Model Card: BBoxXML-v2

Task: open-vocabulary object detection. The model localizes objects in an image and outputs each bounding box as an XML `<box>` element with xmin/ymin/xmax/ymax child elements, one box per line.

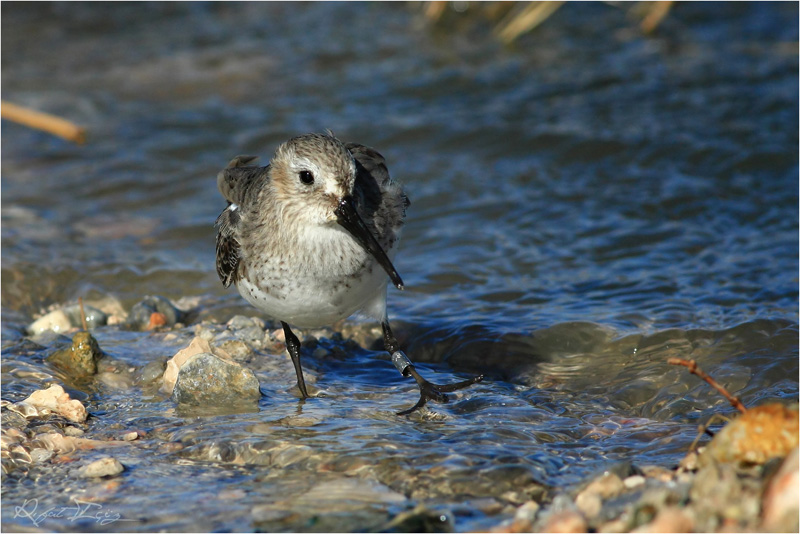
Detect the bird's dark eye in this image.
<box><xmin>299</xmin><ymin>170</ymin><xmax>314</xmax><ymax>185</ymax></box>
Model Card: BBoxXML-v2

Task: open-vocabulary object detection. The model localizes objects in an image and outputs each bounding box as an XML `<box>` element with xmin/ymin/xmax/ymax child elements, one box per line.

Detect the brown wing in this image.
<box><xmin>215</xmin><ymin>205</ymin><xmax>241</xmax><ymax>288</ymax></box>
<box><xmin>215</xmin><ymin>155</ymin><xmax>264</xmax><ymax>288</ymax></box>
<box><xmin>346</xmin><ymin>142</ymin><xmax>410</xmax><ymax>208</ymax></box>
<box><xmin>217</xmin><ymin>155</ymin><xmax>261</xmax><ymax>205</ymax></box>
<box><xmin>347</xmin><ymin>142</ymin><xmax>410</xmax><ymax>247</ymax></box>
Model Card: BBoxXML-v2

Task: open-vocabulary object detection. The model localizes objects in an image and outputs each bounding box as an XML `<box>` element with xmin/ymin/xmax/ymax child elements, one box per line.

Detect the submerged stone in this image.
<box><xmin>137</xmin><ymin>359</ymin><xmax>167</xmax><ymax>385</ymax></box>
<box><xmin>79</xmin><ymin>457</ymin><xmax>124</xmax><ymax>478</ymax></box>
<box><xmin>47</xmin><ymin>330</ymin><xmax>102</xmax><ymax>376</ymax></box>
<box><xmin>14</xmin><ymin>384</ymin><xmax>87</xmax><ymax>423</ymax></box>
<box><xmin>383</xmin><ymin>505</ymin><xmax>453</xmax><ymax>533</ymax></box>
<box><xmin>172</xmin><ymin>352</ymin><xmax>261</xmax><ymax>406</ymax></box>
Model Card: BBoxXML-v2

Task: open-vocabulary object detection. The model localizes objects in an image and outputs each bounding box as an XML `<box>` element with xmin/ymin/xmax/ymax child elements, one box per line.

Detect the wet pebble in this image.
<box><xmin>227</xmin><ymin>314</ymin><xmax>265</xmax><ymax>330</ymax></box>
<box><xmin>1</xmin><ymin>428</ymin><xmax>26</xmax><ymax>449</ymax></box>
<box><xmin>30</xmin><ymin>448</ymin><xmax>54</xmax><ymax>463</ymax></box>
<box><xmin>129</xmin><ymin>295</ymin><xmax>184</xmax><ymax>330</ymax></box>
<box><xmin>488</xmin><ymin>437</ymin><xmax>800</xmax><ymax>534</ymax></box>
<box><xmin>172</xmin><ymin>352</ymin><xmax>261</xmax><ymax>406</ymax></box>
<box><xmin>15</xmin><ymin>384</ymin><xmax>87</xmax><ymax>423</ymax></box>
<box><xmin>299</xmin><ymin>477</ymin><xmax>407</xmax><ymax>509</ymax></box>
<box><xmin>27</xmin><ymin>304</ymin><xmax>108</xmax><ymax>334</ymax></box>
<box><xmin>79</xmin><ymin>457</ymin><xmax>124</xmax><ymax>478</ymax></box>
<box><xmin>632</xmin><ymin>506</ymin><xmax>694</xmax><ymax>533</ymax></box>
<box><xmin>194</xmin><ymin>323</ymin><xmax>218</xmax><ymax>342</ymax></box>
<box><xmin>690</xmin><ymin>463</ymin><xmax>760</xmax><ymax>528</ymax></box>
<box><xmin>97</xmin><ymin>370</ymin><xmax>134</xmax><ymax>390</ymax></box>
<box><xmin>162</xmin><ymin>336</ymin><xmax>216</xmax><ymax>395</ymax></box>
<box><xmin>85</xmin><ymin>295</ymin><xmax>128</xmax><ymax>323</ymax></box>
<box><xmin>136</xmin><ymin>358</ymin><xmax>167</xmax><ymax>385</ymax></box>
<box><xmin>699</xmin><ymin>403</ymin><xmax>799</xmax><ymax>467</ymax></box>
<box><xmin>382</xmin><ymin>504</ymin><xmax>453</xmax><ymax>533</ymax></box>
<box><xmin>269</xmin><ymin>442</ymin><xmax>315</xmax><ymax>468</ymax></box>
<box><xmin>761</xmin><ymin>446</ymin><xmax>799</xmax><ymax>532</ymax></box>
<box><xmin>215</xmin><ymin>339</ymin><xmax>253</xmax><ymax>361</ymax></box>
<box><xmin>510</xmin><ymin>500</ymin><xmax>540</xmax><ymax>531</ymax></box>
<box><xmin>624</xmin><ymin>475</ymin><xmax>646</xmax><ymax>489</ymax></box>
<box><xmin>573</xmin><ymin>470</ymin><xmax>625</xmax><ymax>520</ymax></box>
<box><xmin>642</xmin><ymin>465</ymin><xmax>676</xmax><ymax>482</ymax></box>
<box><xmin>237</xmin><ymin>325</ymin><xmax>268</xmax><ymax>344</ymax></box>
<box><xmin>6</xmin><ymin>401</ymin><xmax>39</xmax><ymax>419</ymax></box>
<box><xmin>8</xmin><ymin>443</ymin><xmax>32</xmax><ymax>465</ymax></box>
<box><xmin>579</xmin><ymin>471</ymin><xmax>625</xmax><ymax>499</ymax></box>
<box><xmin>28</xmin><ymin>309</ymin><xmax>71</xmax><ymax>335</ymax></box>
<box><xmin>575</xmin><ymin>490</ymin><xmax>602</xmax><ymax>519</ymax></box>
<box><xmin>538</xmin><ymin>510</ymin><xmax>588</xmax><ymax>533</ymax></box>
<box><xmin>278</xmin><ymin>414</ymin><xmax>322</xmax><ymax>427</ymax></box>
<box><xmin>338</xmin><ymin>322</ymin><xmax>383</xmax><ymax>349</ymax></box>
<box><xmin>62</xmin><ymin>304</ymin><xmax>108</xmax><ymax>329</ymax></box>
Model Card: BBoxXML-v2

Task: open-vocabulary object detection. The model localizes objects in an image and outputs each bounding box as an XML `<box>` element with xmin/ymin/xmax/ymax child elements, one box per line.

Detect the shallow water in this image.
<box><xmin>2</xmin><ymin>2</ymin><xmax>798</xmax><ymax>532</ymax></box>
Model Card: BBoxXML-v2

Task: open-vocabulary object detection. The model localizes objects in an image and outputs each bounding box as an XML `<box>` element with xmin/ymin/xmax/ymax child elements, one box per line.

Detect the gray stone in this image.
<box><xmin>27</xmin><ymin>305</ymin><xmax>108</xmax><ymax>335</ymax></box>
<box><xmin>136</xmin><ymin>359</ymin><xmax>167</xmax><ymax>384</ymax></box>
<box><xmin>79</xmin><ymin>457</ymin><xmax>124</xmax><ymax>478</ymax></box>
<box><xmin>129</xmin><ymin>295</ymin><xmax>184</xmax><ymax>329</ymax></box>
<box><xmin>235</xmin><ymin>326</ymin><xmax>267</xmax><ymax>346</ymax></box>
<box><xmin>61</xmin><ymin>304</ymin><xmax>108</xmax><ymax>330</ymax></box>
<box><xmin>30</xmin><ymin>448</ymin><xmax>54</xmax><ymax>463</ymax></box>
<box><xmin>28</xmin><ymin>310</ymin><xmax>72</xmax><ymax>335</ymax></box>
<box><xmin>383</xmin><ymin>505</ymin><xmax>453</xmax><ymax>533</ymax></box>
<box><xmin>226</xmin><ymin>315</ymin><xmax>259</xmax><ymax>329</ymax></box>
<box><xmin>172</xmin><ymin>352</ymin><xmax>261</xmax><ymax>406</ymax></box>
<box><xmin>215</xmin><ymin>339</ymin><xmax>254</xmax><ymax>361</ymax></box>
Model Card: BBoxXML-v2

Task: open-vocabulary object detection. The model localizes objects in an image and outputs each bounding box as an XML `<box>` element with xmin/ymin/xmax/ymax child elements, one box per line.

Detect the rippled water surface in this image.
<box><xmin>2</xmin><ymin>3</ymin><xmax>798</xmax><ymax>532</ymax></box>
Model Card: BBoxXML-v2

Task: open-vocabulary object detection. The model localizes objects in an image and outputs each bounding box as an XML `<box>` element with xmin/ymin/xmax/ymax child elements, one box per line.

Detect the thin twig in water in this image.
<box><xmin>689</xmin><ymin>413</ymin><xmax>732</xmax><ymax>453</ymax></box>
<box><xmin>1</xmin><ymin>101</ymin><xmax>86</xmax><ymax>144</ymax></box>
<box><xmin>668</xmin><ymin>357</ymin><xmax>748</xmax><ymax>414</ymax></box>
<box><xmin>78</xmin><ymin>297</ymin><xmax>89</xmax><ymax>332</ymax></box>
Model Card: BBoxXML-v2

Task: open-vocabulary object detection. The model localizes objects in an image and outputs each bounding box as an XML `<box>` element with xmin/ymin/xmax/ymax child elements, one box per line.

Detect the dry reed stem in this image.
<box><xmin>424</xmin><ymin>1</ymin><xmax>448</xmax><ymax>22</ymax></box>
<box><xmin>640</xmin><ymin>1</ymin><xmax>673</xmax><ymax>34</ymax></box>
<box><xmin>1</xmin><ymin>100</ymin><xmax>86</xmax><ymax>144</ymax></box>
<box><xmin>425</xmin><ymin>1</ymin><xmax>674</xmax><ymax>43</ymax></box>
<box><xmin>668</xmin><ymin>357</ymin><xmax>748</xmax><ymax>414</ymax></box>
<box><xmin>78</xmin><ymin>297</ymin><xmax>89</xmax><ymax>331</ymax></box>
<box><xmin>496</xmin><ymin>1</ymin><xmax>565</xmax><ymax>43</ymax></box>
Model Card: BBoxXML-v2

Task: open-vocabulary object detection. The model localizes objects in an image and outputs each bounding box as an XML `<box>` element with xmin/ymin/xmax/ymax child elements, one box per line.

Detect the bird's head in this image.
<box><xmin>270</xmin><ymin>132</ymin><xmax>403</xmax><ymax>289</ymax></box>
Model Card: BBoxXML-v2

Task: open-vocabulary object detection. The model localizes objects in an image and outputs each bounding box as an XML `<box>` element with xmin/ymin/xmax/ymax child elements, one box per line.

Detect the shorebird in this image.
<box><xmin>215</xmin><ymin>132</ymin><xmax>482</xmax><ymax>414</ymax></box>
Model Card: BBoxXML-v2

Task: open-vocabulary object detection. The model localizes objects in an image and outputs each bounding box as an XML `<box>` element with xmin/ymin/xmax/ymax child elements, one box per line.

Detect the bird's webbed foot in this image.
<box><xmin>391</xmin><ymin>350</ymin><xmax>483</xmax><ymax>415</ymax></box>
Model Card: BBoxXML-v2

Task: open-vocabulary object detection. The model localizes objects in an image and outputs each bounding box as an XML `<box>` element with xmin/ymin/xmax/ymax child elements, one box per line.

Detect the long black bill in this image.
<box><xmin>335</xmin><ymin>196</ymin><xmax>404</xmax><ymax>290</ymax></box>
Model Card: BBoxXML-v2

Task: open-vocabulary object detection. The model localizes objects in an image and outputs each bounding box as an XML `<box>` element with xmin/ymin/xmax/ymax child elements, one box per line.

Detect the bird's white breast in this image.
<box><xmin>237</xmin><ymin>224</ymin><xmax>394</xmax><ymax>327</ymax></box>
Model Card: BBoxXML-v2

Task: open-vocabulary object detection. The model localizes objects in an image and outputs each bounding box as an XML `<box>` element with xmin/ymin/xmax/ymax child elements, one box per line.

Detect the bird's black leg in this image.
<box><xmin>382</xmin><ymin>321</ymin><xmax>482</xmax><ymax>415</ymax></box>
<box><xmin>282</xmin><ymin>321</ymin><xmax>309</xmax><ymax>398</ymax></box>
